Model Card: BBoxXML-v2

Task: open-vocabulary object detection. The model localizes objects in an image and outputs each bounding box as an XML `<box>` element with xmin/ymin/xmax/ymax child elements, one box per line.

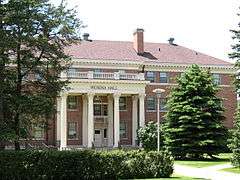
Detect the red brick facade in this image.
<box><xmin>40</xmin><ymin>70</ymin><xmax>236</xmax><ymax>147</ymax></box>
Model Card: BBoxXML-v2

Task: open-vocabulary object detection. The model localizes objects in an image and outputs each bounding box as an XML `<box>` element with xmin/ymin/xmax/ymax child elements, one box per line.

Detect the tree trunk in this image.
<box><xmin>14</xmin><ymin>113</ymin><xmax>20</xmax><ymax>150</ymax></box>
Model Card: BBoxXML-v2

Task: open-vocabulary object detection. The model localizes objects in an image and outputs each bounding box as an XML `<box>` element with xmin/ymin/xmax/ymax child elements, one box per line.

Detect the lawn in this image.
<box><xmin>133</xmin><ymin>174</ymin><xmax>208</xmax><ymax>179</ymax></box>
<box><xmin>175</xmin><ymin>153</ymin><xmax>231</xmax><ymax>168</ymax></box>
<box><xmin>221</xmin><ymin>167</ymin><xmax>240</xmax><ymax>174</ymax></box>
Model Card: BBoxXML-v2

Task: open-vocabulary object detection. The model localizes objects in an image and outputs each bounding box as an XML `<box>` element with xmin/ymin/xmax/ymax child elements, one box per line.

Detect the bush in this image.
<box><xmin>137</xmin><ymin>121</ymin><xmax>165</xmax><ymax>151</ymax></box>
<box><xmin>0</xmin><ymin>150</ymin><xmax>173</xmax><ymax>179</ymax></box>
<box><xmin>231</xmin><ymin>149</ymin><xmax>240</xmax><ymax>167</ymax></box>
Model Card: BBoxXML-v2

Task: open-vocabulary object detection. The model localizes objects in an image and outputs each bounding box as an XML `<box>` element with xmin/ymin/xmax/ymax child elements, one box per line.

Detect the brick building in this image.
<box><xmin>34</xmin><ymin>29</ymin><xmax>236</xmax><ymax>149</ymax></box>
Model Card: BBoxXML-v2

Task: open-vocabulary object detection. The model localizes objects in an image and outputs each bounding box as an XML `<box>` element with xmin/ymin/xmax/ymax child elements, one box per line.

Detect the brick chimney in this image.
<box><xmin>133</xmin><ymin>28</ymin><xmax>144</xmax><ymax>55</ymax></box>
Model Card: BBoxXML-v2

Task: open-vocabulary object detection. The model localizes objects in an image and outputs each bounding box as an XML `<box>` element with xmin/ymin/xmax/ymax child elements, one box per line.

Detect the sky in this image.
<box><xmin>51</xmin><ymin>0</ymin><xmax>240</xmax><ymax>62</ymax></box>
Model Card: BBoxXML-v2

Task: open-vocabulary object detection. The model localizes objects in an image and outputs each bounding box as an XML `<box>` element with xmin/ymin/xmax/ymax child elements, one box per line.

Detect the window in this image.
<box><xmin>104</xmin><ymin>129</ymin><xmax>107</xmax><ymax>138</ymax></box>
<box><xmin>120</xmin><ymin>122</ymin><xmax>127</xmax><ymax>139</ymax></box>
<box><xmin>212</xmin><ymin>74</ymin><xmax>221</xmax><ymax>85</ymax></box>
<box><xmin>160</xmin><ymin>98</ymin><xmax>167</xmax><ymax>112</ymax></box>
<box><xmin>146</xmin><ymin>97</ymin><xmax>156</xmax><ymax>111</ymax></box>
<box><xmin>67</xmin><ymin>68</ymin><xmax>76</xmax><ymax>76</ymax></box>
<box><xmin>34</xmin><ymin>126</ymin><xmax>44</xmax><ymax>140</ymax></box>
<box><xmin>68</xmin><ymin>122</ymin><xmax>77</xmax><ymax>139</ymax></box>
<box><xmin>119</xmin><ymin>97</ymin><xmax>127</xmax><ymax>111</ymax></box>
<box><xmin>118</xmin><ymin>70</ymin><xmax>125</xmax><ymax>74</ymax></box>
<box><xmin>67</xmin><ymin>96</ymin><xmax>78</xmax><ymax>109</ymax></box>
<box><xmin>146</xmin><ymin>71</ymin><xmax>155</xmax><ymax>82</ymax></box>
<box><xmin>93</xmin><ymin>69</ymin><xmax>102</xmax><ymax>73</ymax></box>
<box><xmin>94</xmin><ymin>104</ymin><xmax>108</xmax><ymax>116</ymax></box>
<box><xmin>160</xmin><ymin>72</ymin><xmax>168</xmax><ymax>83</ymax></box>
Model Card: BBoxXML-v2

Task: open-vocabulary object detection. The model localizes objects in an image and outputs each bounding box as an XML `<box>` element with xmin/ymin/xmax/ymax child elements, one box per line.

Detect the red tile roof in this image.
<box><xmin>65</xmin><ymin>40</ymin><xmax>231</xmax><ymax>66</ymax></box>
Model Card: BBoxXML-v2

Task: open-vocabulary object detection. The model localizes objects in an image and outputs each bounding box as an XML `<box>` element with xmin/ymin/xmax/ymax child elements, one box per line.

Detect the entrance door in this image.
<box><xmin>94</xmin><ymin>129</ymin><xmax>102</xmax><ymax>147</ymax></box>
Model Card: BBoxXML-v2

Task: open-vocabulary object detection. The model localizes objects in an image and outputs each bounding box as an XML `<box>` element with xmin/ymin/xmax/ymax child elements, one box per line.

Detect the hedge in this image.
<box><xmin>231</xmin><ymin>149</ymin><xmax>240</xmax><ymax>167</ymax></box>
<box><xmin>0</xmin><ymin>149</ymin><xmax>173</xmax><ymax>180</ymax></box>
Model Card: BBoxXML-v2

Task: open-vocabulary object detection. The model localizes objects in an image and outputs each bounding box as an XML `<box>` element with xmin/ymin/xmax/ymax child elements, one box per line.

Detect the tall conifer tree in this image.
<box><xmin>163</xmin><ymin>64</ymin><xmax>227</xmax><ymax>159</ymax></box>
<box><xmin>229</xmin><ymin>6</ymin><xmax>240</xmax><ymax>167</ymax></box>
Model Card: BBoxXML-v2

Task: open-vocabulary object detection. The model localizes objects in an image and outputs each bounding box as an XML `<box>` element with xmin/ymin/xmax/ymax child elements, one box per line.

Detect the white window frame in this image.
<box><xmin>67</xmin><ymin>96</ymin><xmax>78</xmax><ymax>110</ymax></box>
<box><xmin>146</xmin><ymin>97</ymin><xmax>156</xmax><ymax>111</ymax></box>
<box><xmin>67</xmin><ymin>122</ymin><xmax>78</xmax><ymax>140</ymax></box>
<box><xmin>146</xmin><ymin>71</ymin><xmax>155</xmax><ymax>82</ymax></box>
<box><xmin>159</xmin><ymin>72</ymin><xmax>168</xmax><ymax>83</ymax></box>
<box><xmin>120</xmin><ymin>121</ymin><xmax>128</xmax><ymax>139</ymax></box>
<box><xmin>212</xmin><ymin>73</ymin><xmax>221</xmax><ymax>85</ymax></box>
<box><xmin>119</xmin><ymin>97</ymin><xmax>127</xmax><ymax>111</ymax></box>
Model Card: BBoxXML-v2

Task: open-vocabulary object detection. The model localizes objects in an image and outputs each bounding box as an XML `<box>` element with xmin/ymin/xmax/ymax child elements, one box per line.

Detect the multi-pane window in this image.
<box><xmin>94</xmin><ymin>104</ymin><xmax>108</xmax><ymax>116</ymax></box>
<box><xmin>212</xmin><ymin>74</ymin><xmax>221</xmax><ymax>85</ymax></box>
<box><xmin>67</xmin><ymin>68</ymin><xmax>76</xmax><ymax>76</ymax></box>
<box><xmin>120</xmin><ymin>122</ymin><xmax>127</xmax><ymax>139</ymax></box>
<box><xmin>146</xmin><ymin>71</ymin><xmax>155</xmax><ymax>82</ymax></box>
<box><xmin>119</xmin><ymin>97</ymin><xmax>127</xmax><ymax>111</ymax></box>
<box><xmin>146</xmin><ymin>97</ymin><xmax>156</xmax><ymax>111</ymax></box>
<box><xmin>104</xmin><ymin>129</ymin><xmax>107</xmax><ymax>139</ymax></box>
<box><xmin>34</xmin><ymin>126</ymin><xmax>44</xmax><ymax>140</ymax></box>
<box><xmin>159</xmin><ymin>72</ymin><xmax>168</xmax><ymax>83</ymax></box>
<box><xmin>68</xmin><ymin>122</ymin><xmax>77</xmax><ymax>139</ymax></box>
<box><xmin>93</xmin><ymin>69</ymin><xmax>102</xmax><ymax>73</ymax></box>
<box><xmin>67</xmin><ymin>96</ymin><xmax>78</xmax><ymax>109</ymax></box>
<box><xmin>160</xmin><ymin>98</ymin><xmax>167</xmax><ymax>112</ymax></box>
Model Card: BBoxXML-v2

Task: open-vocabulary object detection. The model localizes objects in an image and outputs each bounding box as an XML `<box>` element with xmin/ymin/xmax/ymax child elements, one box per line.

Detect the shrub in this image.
<box><xmin>137</xmin><ymin>121</ymin><xmax>165</xmax><ymax>151</ymax></box>
<box><xmin>0</xmin><ymin>149</ymin><xmax>173</xmax><ymax>179</ymax></box>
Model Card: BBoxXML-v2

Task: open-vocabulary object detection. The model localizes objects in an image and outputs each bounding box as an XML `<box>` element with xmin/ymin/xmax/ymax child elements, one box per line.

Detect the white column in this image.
<box><xmin>56</xmin><ymin>97</ymin><xmax>61</xmax><ymax>142</ymax></box>
<box><xmin>108</xmin><ymin>95</ymin><xmax>114</xmax><ymax>147</ymax></box>
<box><xmin>60</xmin><ymin>94</ymin><xmax>67</xmax><ymax>150</ymax></box>
<box><xmin>139</xmin><ymin>93</ymin><xmax>145</xmax><ymax>128</ymax></box>
<box><xmin>132</xmin><ymin>95</ymin><xmax>138</xmax><ymax>146</ymax></box>
<box><xmin>87</xmin><ymin>93</ymin><xmax>94</xmax><ymax>148</ymax></box>
<box><xmin>113</xmin><ymin>93</ymin><xmax>120</xmax><ymax>147</ymax></box>
<box><xmin>82</xmin><ymin>95</ymin><xmax>88</xmax><ymax>147</ymax></box>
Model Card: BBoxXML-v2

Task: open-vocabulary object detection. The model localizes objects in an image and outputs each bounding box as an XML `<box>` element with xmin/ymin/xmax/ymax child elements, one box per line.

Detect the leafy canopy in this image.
<box><xmin>0</xmin><ymin>0</ymin><xmax>83</xmax><ymax>149</ymax></box>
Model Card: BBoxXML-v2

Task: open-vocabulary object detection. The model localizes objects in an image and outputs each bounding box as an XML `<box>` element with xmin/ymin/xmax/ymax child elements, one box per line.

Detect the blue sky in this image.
<box><xmin>51</xmin><ymin>0</ymin><xmax>239</xmax><ymax>62</ymax></box>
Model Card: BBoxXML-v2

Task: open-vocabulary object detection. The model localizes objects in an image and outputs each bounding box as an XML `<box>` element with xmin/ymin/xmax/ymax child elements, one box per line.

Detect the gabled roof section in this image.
<box><xmin>65</xmin><ymin>40</ymin><xmax>232</xmax><ymax>66</ymax></box>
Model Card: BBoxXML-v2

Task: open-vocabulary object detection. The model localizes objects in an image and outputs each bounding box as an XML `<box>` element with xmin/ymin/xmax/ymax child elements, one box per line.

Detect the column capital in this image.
<box><xmin>60</xmin><ymin>92</ymin><xmax>68</xmax><ymax>98</ymax></box>
<box><xmin>87</xmin><ymin>92</ymin><xmax>95</xmax><ymax>98</ymax></box>
<box><xmin>113</xmin><ymin>93</ymin><xmax>121</xmax><ymax>98</ymax></box>
<box><xmin>138</xmin><ymin>93</ymin><xmax>146</xmax><ymax>99</ymax></box>
<box><xmin>132</xmin><ymin>95</ymin><xmax>139</xmax><ymax>101</ymax></box>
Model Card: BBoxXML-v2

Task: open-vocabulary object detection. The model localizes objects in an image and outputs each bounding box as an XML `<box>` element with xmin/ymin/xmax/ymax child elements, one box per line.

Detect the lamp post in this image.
<box><xmin>153</xmin><ymin>88</ymin><xmax>165</xmax><ymax>151</ymax></box>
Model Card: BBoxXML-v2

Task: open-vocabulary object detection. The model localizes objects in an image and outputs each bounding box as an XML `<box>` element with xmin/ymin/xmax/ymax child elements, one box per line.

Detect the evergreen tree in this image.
<box><xmin>0</xmin><ymin>0</ymin><xmax>83</xmax><ymax>150</ymax></box>
<box><xmin>229</xmin><ymin>6</ymin><xmax>240</xmax><ymax>167</ymax></box>
<box><xmin>163</xmin><ymin>64</ymin><xmax>227</xmax><ymax>159</ymax></box>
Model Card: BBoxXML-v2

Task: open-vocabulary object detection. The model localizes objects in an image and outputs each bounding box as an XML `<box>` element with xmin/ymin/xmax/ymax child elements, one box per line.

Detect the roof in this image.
<box><xmin>65</xmin><ymin>40</ymin><xmax>232</xmax><ymax>66</ymax></box>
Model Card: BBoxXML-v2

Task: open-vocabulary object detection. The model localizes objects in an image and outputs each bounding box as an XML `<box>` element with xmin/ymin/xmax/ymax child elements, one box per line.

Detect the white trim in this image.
<box><xmin>70</xmin><ymin>58</ymin><xmax>236</xmax><ymax>74</ymax></box>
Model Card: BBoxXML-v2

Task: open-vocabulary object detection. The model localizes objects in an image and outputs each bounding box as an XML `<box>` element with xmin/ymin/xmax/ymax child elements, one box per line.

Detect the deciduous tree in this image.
<box><xmin>0</xmin><ymin>0</ymin><xmax>83</xmax><ymax>150</ymax></box>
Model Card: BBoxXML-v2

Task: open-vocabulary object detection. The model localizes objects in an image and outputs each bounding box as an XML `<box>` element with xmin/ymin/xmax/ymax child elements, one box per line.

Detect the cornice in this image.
<box><xmin>70</xmin><ymin>58</ymin><xmax>236</xmax><ymax>74</ymax></box>
<box><xmin>67</xmin><ymin>78</ymin><xmax>150</xmax><ymax>85</ymax></box>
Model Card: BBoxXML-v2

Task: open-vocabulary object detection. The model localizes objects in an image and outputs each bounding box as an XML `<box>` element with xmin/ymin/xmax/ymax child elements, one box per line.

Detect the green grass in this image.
<box><xmin>130</xmin><ymin>173</ymin><xmax>208</xmax><ymax>180</ymax></box>
<box><xmin>175</xmin><ymin>153</ymin><xmax>231</xmax><ymax>168</ymax></box>
<box><xmin>221</xmin><ymin>167</ymin><xmax>240</xmax><ymax>174</ymax></box>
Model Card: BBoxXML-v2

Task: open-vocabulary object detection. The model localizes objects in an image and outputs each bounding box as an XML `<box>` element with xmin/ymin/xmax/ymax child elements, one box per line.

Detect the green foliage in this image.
<box><xmin>0</xmin><ymin>150</ymin><xmax>174</xmax><ymax>179</ymax></box>
<box><xmin>229</xmin><ymin>6</ymin><xmax>240</xmax><ymax>168</ymax></box>
<box><xmin>230</xmin><ymin>109</ymin><xmax>240</xmax><ymax>167</ymax></box>
<box><xmin>0</xmin><ymin>0</ymin><xmax>83</xmax><ymax>149</ymax></box>
<box><xmin>137</xmin><ymin>121</ymin><xmax>165</xmax><ymax>151</ymax></box>
<box><xmin>163</xmin><ymin>64</ymin><xmax>227</xmax><ymax>159</ymax></box>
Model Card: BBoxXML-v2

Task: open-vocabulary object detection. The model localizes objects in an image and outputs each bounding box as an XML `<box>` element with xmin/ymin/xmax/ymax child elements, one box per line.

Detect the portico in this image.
<box><xmin>57</xmin><ymin>80</ymin><xmax>148</xmax><ymax>150</ymax></box>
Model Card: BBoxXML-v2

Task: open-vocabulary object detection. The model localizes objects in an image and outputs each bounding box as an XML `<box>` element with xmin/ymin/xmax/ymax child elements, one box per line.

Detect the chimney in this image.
<box><xmin>168</xmin><ymin>37</ymin><xmax>175</xmax><ymax>45</ymax></box>
<box><xmin>83</xmin><ymin>33</ymin><xmax>90</xmax><ymax>41</ymax></box>
<box><xmin>133</xmin><ymin>28</ymin><xmax>144</xmax><ymax>55</ymax></box>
